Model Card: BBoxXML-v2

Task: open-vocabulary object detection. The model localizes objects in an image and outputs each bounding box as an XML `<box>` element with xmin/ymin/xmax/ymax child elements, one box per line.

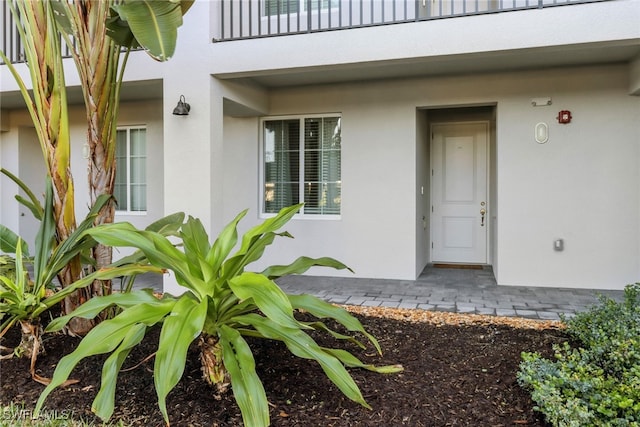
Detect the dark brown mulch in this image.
<box><xmin>0</xmin><ymin>307</ymin><xmax>566</xmax><ymax>426</ymax></box>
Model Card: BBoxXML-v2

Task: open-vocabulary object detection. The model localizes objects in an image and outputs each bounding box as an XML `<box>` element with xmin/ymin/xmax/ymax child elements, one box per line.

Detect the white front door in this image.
<box><xmin>431</xmin><ymin>122</ymin><xmax>488</xmax><ymax>264</ymax></box>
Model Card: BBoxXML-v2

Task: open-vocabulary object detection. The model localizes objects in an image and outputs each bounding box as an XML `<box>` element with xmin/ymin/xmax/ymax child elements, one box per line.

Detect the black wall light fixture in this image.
<box><xmin>172</xmin><ymin>95</ymin><xmax>190</xmax><ymax>115</ymax></box>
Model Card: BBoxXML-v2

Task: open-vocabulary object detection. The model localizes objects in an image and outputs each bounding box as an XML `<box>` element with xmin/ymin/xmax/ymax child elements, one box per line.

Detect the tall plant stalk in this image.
<box><xmin>1</xmin><ymin>0</ymin><xmax>193</xmax><ymax>335</ymax></box>
<box><xmin>53</xmin><ymin>1</ymin><xmax>129</xmax><ymax>333</ymax></box>
<box><xmin>0</xmin><ymin>1</ymin><xmax>82</xmax><ymax>327</ymax></box>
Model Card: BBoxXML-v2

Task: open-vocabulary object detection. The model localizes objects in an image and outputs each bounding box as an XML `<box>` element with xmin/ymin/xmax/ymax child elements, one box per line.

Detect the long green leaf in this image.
<box><xmin>220</xmin><ymin>204</ymin><xmax>302</xmax><ymax>282</ymax></box>
<box><xmin>180</xmin><ymin>216</ymin><xmax>213</xmax><ymax>284</ymax></box>
<box><xmin>107</xmin><ymin>213</ymin><xmax>185</xmax><ymax>276</ymax></box>
<box><xmin>12</xmin><ymin>241</ymin><xmax>26</xmax><ymax>299</ymax></box>
<box><xmin>0</xmin><ymin>168</ymin><xmax>44</xmax><ymax>221</ymax></box>
<box><xmin>219</xmin><ymin>325</ymin><xmax>269</xmax><ymax>427</ymax></box>
<box><xmin>222</xmin><ymin>231</ymin><xmax>283</xmax><ymax>282</ymax></box>
<box><xmin>206</xmin><ymin>209</ymin><xmax>246</xmax><ymax>274</ymax></box>
<box><xmin>0</xmin><ymin>225</ymin><xmax>28</xmax><ymax>256</ymax></box>
<box><xmin>13</xmin><ymin>195</ymin><xmax>43</xmax><ymax>221</ymax></box>
<box><xmin>49</xmin><ymin>0</ymin><xmax>72</xmax><ymax>34</ymax></box>
<box><xmin>261</xmin><ymin>256</ymin><xmax>353</xmax><ymax>279</ymax></box>
<box><xmin>0</xmin><ymin>277</ymin><xmax>20</xmax><ymax>296</ymax></box>
<box><xmin>33</xmin><ymin>177</ymin><xmax>56</xmax><ymax>289</ymax></box>
<box><xmin>237</xmin><ymin>204</ymin><xmax>302</xmax><ymax>255</ymax></box>
<box><xmin>145</xmin><ymin>212</ymin><xmax>185</xmax><ymax>235</ymax></box>
<box><xmin>35</xmin><ymin>300</ymin><xmax>175</xmax><ymax>418</ymax></box>
<box><xmin>45</xmin><ymin>288</ymin><xmax>169</xmax><ymax>333</ymax></box>
<box><xmin>288</xmin><ymin>294</ymin><xmax>382</xmax><ymax>354</ymax></box>
<box><xmin>42</xmin><ymin>193</ymin><xmax>112</xmax><ymax>279</ymax></box>
<box><xmin>36</xmin><ymin>264</ymin><xmax>165</xmax><ymax>318</ymax></box>
<box><xmin>300</xmin><ymin>321</ymin><xmax>366</xmax><ymax>349</ymax></box>
<box><xmin>236</xmin><ymin>313</ymin><xmax>371</xmax><ymax>409</ymax></box>
<box><xmin>86</xmin><ymin>224</ymin><xmax>196</xmax><ymax>292</ymax></box>
<box><xmin>321</xmin><ymin>347</ymin><xmax>404</xmax><ymax>374</ymax></box>
<box><xmin>92</xmin><ymin>323</ymin><xmax>147</xmax><ymax>420</ymax></box>
<box><xmin>155</xmin><ymin>294</ymin><xmax>207</xmax><ymax>424</ymax></box>
<box><xmin>111</xmin><ymin>0</ymin><xmax>187</xmax><ymax>61</ymax></box>
<box><xmin>229</xmin><ymin>272</ymin><xmax>301</xmax><ymax>330</ymax></box>
<box><xmin>181</xmin><ymin>216</ymin><xmax>210</xmax><ymax>262</ymax></box>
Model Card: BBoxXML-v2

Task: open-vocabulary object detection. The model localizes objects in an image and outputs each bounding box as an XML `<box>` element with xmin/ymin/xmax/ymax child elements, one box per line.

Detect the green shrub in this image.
<box><xmin>35</xmin><ymin>204</ymin><xmax>402</xmax><ymax>427</ymax></box>
<box><xmin>518</xmin><ymin>283</ymin><xmax>640</xmax><ymax>426</ymax></box>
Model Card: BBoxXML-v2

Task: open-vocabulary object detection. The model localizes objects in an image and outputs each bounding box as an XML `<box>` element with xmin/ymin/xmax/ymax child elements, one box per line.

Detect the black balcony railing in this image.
<box><xmin>0</xmin><ymin>1</ymin><xmax>78</xmax><ymax>65</ymax></box>
<box><xmin>1</xmin><ymin>0</ymin><xmax>607</xmax><ymax>64</ymax></box>
<box><xmin>0</xmin><ymin>2</ymin><xmax>139</xmax><ymax>65</ymax></box>
<box><xmin>215</xmin><ymin>0</ymin><xmax>606</xmax><ymax>41</ymax></box>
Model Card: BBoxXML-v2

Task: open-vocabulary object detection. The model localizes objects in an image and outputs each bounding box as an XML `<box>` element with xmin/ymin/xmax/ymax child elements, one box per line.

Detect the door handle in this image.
<box><xmin>480</xmin><ymin>208</ymin><xmax>486</xmax><ymax>227</ymax></box>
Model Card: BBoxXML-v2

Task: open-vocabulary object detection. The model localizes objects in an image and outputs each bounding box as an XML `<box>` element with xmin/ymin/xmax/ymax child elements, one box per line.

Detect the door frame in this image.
<box><xmin>429</xmin><ymin>120</ymin><xmax>490</xmax><ymax>264</ymax></box>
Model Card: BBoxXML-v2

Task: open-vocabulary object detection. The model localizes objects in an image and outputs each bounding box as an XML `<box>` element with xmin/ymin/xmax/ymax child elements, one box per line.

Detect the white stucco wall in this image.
<box><xmin>0</xmin><ymin>118</ymin><xmax>20</xmax><ymax>241</ymax></box>
<box><xmin>1</xmin><ymin>0</ymin><xmax>638</xmax><ymax>292</ymax></box>
<box><xmin>495</xmin><ymin>68</ymin><xmax>639</xmax><ymax>289</ymax></box>
<box><xmin>162</xmin><ymin>1</ymin><xmax>216</xmax><ymax>226</ymax></box>
<box><xmin>114</xmin><ymin>101</ymin><xmax>165</xmax><ymax>226</ymax></box>
<box><xmin>222</xmin><ymin>86</ymin><xmax>419</xmax><ymax>280</ymax></box>
<box><xmin>211</xmin><ymin>0</ymin><xmax>640</xmax><ymax>80</ymax></box>
<box><xmin>0</xmin><ymin>101</ymin><xmax>164</xmax><ymax>253</ymax></box>
<box><xmin>218</xmin><ymin>63</ymin><xmax>639</xmax><ymax>289</ymax></box>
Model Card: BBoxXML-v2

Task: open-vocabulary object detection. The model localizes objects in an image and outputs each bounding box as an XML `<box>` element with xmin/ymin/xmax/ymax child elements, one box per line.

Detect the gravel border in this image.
<box><xmin>341</xmin><ymin>304</ymin><xmax>565</xmax><ymax>330</ymax></box>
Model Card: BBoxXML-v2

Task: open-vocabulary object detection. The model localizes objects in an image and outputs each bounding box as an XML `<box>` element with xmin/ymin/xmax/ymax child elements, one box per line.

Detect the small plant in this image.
<box><xmin>35</xmin><ymin>204</ymin><xmax>403</xmax><ymax>426</ymax></box>
<box><xmin>0</xmin><ymin>176</ymin><xmax>163</xmax><ymax>382</ymax></box>
<box><xmin>0</xmin><ymin>256</ymin><xmax>18</xmax><ymax>283</ymax></box>
<box><xmin>518</xmin><ymin>283</ymin><xmax>640</xmax><ymax>426</ymax></box>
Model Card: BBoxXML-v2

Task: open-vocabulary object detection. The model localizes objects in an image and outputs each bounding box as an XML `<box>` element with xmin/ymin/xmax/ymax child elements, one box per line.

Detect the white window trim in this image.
<box><xmin>259</xmin><ymin>113</ymin><xmax>342</xmax><ymax>220</ymax></box>
<box><xmin>115</xmin><ymin>211</ymin><xmax>147</xmax><ymax>217</ymax></box>
<box><xmin>115</xmin><ymin>125</ymin><xmax>147</xmax><ymax>215</ymax></box>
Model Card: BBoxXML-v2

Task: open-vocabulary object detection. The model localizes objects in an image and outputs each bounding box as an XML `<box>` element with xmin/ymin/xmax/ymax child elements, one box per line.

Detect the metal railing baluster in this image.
<box><xmin>0</xmin><ymin>0</ymin><xmax>614</xmax><ymax>57</ymax></box>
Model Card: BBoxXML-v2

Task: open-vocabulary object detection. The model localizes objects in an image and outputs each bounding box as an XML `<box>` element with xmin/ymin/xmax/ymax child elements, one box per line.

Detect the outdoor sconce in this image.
<box><xmin>172</xmin><ymin>95</ymin><xmax>190</xmax><ymax>116</ymax></box>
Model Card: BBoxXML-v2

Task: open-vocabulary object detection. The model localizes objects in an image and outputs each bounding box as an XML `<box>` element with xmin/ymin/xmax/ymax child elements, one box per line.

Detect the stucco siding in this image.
<box><xmin>0</xmin><ymin>101</ymin><xmax>164</xmax><ymax>254</ymax></box>
<box><xmin>218</xmin><ymin>63</ymin><xmax>639</xmax><ymax>288</ymax></box>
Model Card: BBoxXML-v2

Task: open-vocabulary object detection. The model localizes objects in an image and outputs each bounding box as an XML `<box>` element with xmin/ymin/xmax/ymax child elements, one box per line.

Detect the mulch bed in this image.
<box><xmin>0</xmin><ymin>306</ymin><xmax>565</xmax><ymax>426</ymax></box>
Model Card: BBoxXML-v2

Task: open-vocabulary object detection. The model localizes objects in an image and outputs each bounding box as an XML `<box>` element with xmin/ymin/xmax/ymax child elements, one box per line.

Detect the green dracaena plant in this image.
<box><xmin>35</xmin><ymin>204</ymin><xmax>403</xmax><ymax>426</ymax></box>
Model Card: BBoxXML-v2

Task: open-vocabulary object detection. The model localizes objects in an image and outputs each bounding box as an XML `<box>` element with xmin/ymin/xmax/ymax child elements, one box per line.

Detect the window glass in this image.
<box><xmin>264</xmin><ymin>119</ymin><xmax>300</xmax><ymax>213</ymax></box>
<box><xmin>264</xmin><ymin>0</ymin><xmax>337</xmax><ymax>16</ymax></box>
<box><xmin>303</xmin><ymin>117</ymin><xmax>341</xmax><ymax>215</ymax></box>
<box><xmin>264</xmin><ymin>0</ymin><xmax>299</xmax><ymax>16</ymax></box>
<box><xmin>304</xmin><ymin>0</ymin><xmax>338</xmax><ymax>12</ymax></box>
<box><xmin>262</xmin><ymin>115</ymin><xmax>341</xmax><ymax>216</ymax></box>
<box><xmin>115</xmin><ymin>127</ymin><xmax>147</xmax><ymax>212</ymax></box>
<box><xmin>114</xmin><ymin>130</ymin><xmax>129</xmax><ymax>211</ymax></box>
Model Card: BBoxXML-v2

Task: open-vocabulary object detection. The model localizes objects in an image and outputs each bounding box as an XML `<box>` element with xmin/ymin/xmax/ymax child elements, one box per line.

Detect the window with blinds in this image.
<box><xmin>264</xmin><ymin>0</ymin><xmax>299</xmax><ymax>16</ymax></box>
<box><xmin>263</xmin><ymin>0</ymin><xmax>338</xmax><ymax>16</ymax></box>
<box><xmin>114</xmin><ymin>127</ymin><xmax>147</xmax><ymax>212</ymax></box>
<box><xmin>262</xmin><ymin>115</ymin><xmax>341</xmax><ymax>216</ymax></box>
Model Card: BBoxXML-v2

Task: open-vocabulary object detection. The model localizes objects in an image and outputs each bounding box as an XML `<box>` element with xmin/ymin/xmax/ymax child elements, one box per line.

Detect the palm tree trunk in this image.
<box><xmin>60</xmin><ymin>259</ymin><xmax>96</xmax><ymax>335</ymax></box>
<box><xmin>87</xmin><ymin>119</ymin><xmax>117</xmax><ymax>299</ymax></box>
<box><xmin>58</xmin><ymin>0</ymin><xmax>121</xmax><ymax>331</ymax></box>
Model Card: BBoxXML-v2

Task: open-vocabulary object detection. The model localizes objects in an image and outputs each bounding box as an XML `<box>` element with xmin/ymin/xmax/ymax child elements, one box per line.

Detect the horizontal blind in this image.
<box><xmin>263</xmin><ymin>115</ymin><xmax>341</xmax><ymax>215</ymax></box>
<box><xmin>264</xmin><ymin>119</ymin><xmax>300</xmax><ymax>213</ymax></box>
<box><xmin>303</xmin><ymin>117</ymin><xmax>341</xmax><ymax>215</ymax></box>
